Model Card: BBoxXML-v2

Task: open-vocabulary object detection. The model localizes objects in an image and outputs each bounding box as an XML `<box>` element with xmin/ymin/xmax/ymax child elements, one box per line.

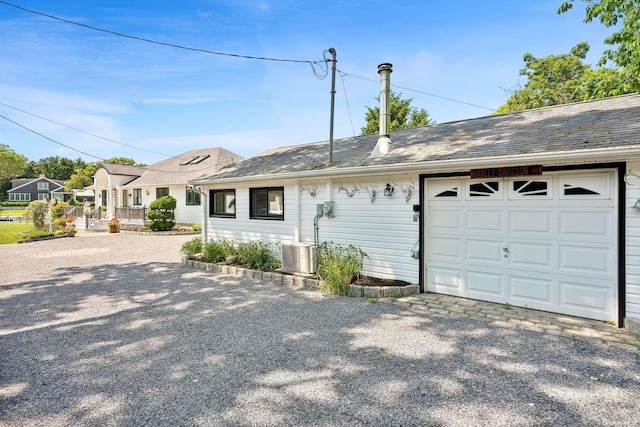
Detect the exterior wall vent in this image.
<box><xmin>281</xmin><ymin>242</ymin><xmax>316</xmax><ymax>274</ymax></box>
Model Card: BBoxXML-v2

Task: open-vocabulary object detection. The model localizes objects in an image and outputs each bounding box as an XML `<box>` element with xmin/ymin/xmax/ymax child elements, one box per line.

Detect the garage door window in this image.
<box><xmin>560</xmin><ymin>174</ymin><xmax>610</xmax><ymax>199</ymax></box>
<box><xmin>510</xmin><ymin>180</ymin><xmax>550</xmax><ymax>198</ymax></box>
<box><xmin>429</xmin><ymin>180</ymin><xmax>460</xmax><ymax>199</ymax></box>
<box><xmin>468</xmin><ymin>181</ymin><xmax>501</xmax><ymax>198</ymax></box>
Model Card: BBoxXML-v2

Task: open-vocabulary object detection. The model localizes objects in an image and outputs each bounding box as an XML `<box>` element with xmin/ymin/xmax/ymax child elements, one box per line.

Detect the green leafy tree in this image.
<box><xmin>559</xmin><ymin>0</ymin><xmax>640</xmax><ymax>91</ymax></box>
<box><xmin>497</xmin><ymin>42</ymin><xmax>633</xmax><ymax>114</ymax></box>
<box><xmin>0</xmin><ymin>144</ymin><xmax>28</xmax><ymax>181</ymax></box>
<box><xmin>147</xmin><ymin>195</ymin><xmax>176</xmax><ymax>231</ymax></box>
<box><xmin>25</xmin><ymin>156</ymin><xmax>86</xmax><ymax>181</ymax></box>
<box><xmin>361</xmin><ymin>90</ymin><xmax>433</xmax><ymax>135</ymax></box>
<box><xmin>23</xmin><ymin>200</ymin><xmax>48</xmax><ymax>228</ymax></box>
<box><xmin>0</xmin><ymin>144</ymin><xmax>29</xmax><ymax>201</ymax></box>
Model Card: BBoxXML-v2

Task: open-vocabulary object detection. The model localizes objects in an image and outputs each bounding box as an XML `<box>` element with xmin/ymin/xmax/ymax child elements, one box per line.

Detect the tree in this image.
<box><xmin>559</xmin><ymin>0</ymin><xmax>640</xmax><ymax>91</ymax></box>
<box><xmin>23</xmin><ymin>200</ymin><xmax>48</xmax><ymax>228</ymax></box>
<box><xmin>0</xmin><ymin>144</ymin><xmax>29</xmax><ymax>201</ymax></box>
<box><xmin>361</xmin><ymin>90</ymin><xmax>433</xmax><ymax>135</ymax></box>
<box><xmin>24</xmin><ymin>156</ymin><xmax>87</xmax><ymax>181</ymax></box>
<box><xmin>0</xmin><ymin>144</ymin><xmax>28</xmax><ymax>181</ymax></box>
<box><xmin>496</xmin><ymin>42</ymin><xmax>633</xmax><ymax>114</ymax></box>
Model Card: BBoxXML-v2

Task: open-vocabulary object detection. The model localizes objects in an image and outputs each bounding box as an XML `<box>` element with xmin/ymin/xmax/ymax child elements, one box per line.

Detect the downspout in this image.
<box><xmin>192</xmin><ymin>186</ymin><xmax>207</xmax><ymax>243</ymax></box>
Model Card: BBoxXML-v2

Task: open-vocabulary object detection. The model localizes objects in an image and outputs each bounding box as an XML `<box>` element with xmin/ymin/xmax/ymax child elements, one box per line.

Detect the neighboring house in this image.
<box><xmin>7</xmin><ymin>175</ymin><xmax>67</xmax><ymax>202</ymax></box>
<box><xmin>93</xmin><ymin>147</ymin><xmax>242</xmax><ymax>224</ymax></box>
<box><xmin>190</xmin><ymin>93</ymin><xmax>640</xmax><ymax>330</ymax></box>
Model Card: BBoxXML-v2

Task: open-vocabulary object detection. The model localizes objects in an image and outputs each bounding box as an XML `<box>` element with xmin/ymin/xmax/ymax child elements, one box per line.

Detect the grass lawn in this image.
<box><xmin>0</xmin><ymin>222</ymin><xmax>36</xmax><ymax>245</ymax></box>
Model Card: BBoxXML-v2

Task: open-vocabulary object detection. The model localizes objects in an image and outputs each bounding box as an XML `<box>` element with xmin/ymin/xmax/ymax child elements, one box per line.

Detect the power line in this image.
<box><xmin>0</xmin><ymin>113</ymin><xmax>105</xmax><ymax>160</ymax></box>
<box><xmin>338</xmin><ymin>69</ymin><xmax>497</xmax><ymax>112</ymax></box>
<box><xmin>0</xmin><ymin>102</ymin><xmax>172</xmax><ymax>158</ymax></box>
<box><xmin>0</xmin><ymin>0</ymin><xmax>324</xmax><ymax>67</ymax></box>
<box><xmin>0</xmin><ymin>112</ymin><xmax>238</xmax><ymax>174</ymax></box>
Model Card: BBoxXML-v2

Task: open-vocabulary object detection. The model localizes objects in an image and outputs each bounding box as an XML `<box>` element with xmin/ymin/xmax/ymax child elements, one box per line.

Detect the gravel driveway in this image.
<box><xmin>1</xmin><ymin>233</ymin><xmax>638</xmax><ymax>426</ymax></box>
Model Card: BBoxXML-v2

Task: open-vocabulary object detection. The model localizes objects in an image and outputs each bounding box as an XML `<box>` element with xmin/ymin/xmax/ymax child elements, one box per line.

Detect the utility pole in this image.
<box><xmin>328</xmin><ymin>48</ymin><xmax>337</xmax><ymax>164</ymax></box>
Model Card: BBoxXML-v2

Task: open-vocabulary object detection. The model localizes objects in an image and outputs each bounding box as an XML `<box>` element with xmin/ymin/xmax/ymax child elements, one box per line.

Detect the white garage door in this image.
<box><xmin>425</xmin><ymin>171</ymin><xmax>617</xmax><ymax>321</ymax></box>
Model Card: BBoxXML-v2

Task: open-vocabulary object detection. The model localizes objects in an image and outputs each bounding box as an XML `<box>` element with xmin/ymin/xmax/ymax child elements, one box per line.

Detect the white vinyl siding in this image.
<box><xmin>206</xmin><ymin>183</ymin><xmax>296</xmax><ymax>243</ymax></box>
<box><xmin>299</xmin><ymin>176</ymin><xmax>420</xmax><ymax>284</ymax></box>
<box><xmin>625</xmin><ymin>161</ymin><xmax>640</xmax><ymax>319</ymax></box>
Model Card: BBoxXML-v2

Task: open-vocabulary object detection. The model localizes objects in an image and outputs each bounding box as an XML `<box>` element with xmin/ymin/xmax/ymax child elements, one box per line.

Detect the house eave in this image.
<box><xmin>189</xmin><ymin>145</ymin><xmax>640</xmax><ymax>186</ymax></box>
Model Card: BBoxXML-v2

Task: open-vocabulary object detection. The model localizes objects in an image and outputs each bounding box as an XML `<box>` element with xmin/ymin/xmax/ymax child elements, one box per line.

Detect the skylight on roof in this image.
<box><xmin>180</xmin><ymin>154</ymin><xmax>211</xmax><ymax>166</ymax></box>
<box><xmin>190</xmin><ymin>154</ymin><xmax>210</xmax><ymax>165</ymax></box>
<box><xmin>180</xmin><ymin>156</ymin><xmax>199</xmax><ymax>165</ymax></box>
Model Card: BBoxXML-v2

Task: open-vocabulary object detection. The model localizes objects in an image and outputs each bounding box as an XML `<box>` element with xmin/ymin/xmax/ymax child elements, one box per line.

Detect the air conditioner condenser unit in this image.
<box><xmin>281</xmin><ymin>243</ymin><xmax>316</xmax><ymax>274</ymax></box>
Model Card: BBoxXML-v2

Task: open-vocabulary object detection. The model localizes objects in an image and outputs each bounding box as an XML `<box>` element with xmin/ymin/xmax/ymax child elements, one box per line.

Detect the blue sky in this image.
<box><xmin>0</xmin><ymin>0</ymin><xmax>615</xmax><ymax>165</ymax></box>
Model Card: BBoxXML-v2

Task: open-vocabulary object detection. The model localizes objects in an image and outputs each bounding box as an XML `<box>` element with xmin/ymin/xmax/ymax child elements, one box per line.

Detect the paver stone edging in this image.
<box><xmin>181</xmin><ymin>257</ymin><xmax>419</xmax><ymax>297</ymax></box>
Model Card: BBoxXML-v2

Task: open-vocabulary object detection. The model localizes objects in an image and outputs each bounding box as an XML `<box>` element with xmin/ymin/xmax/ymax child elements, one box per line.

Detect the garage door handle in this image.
<box><xmin>503</xmin><ymin>247</ymin><xmax>510</xmax><ymax>257</ymax></box>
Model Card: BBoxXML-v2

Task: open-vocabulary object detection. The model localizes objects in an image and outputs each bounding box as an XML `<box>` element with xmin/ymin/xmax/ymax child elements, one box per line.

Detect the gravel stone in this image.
<box><xmin>0</xmin><ymin>233</ymin><xmax>638</xmax><ymax>427</ymax></box>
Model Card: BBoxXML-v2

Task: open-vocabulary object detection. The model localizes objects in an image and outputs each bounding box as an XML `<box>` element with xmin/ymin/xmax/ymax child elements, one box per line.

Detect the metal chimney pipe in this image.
<box><xmin>369</xmin><ymin>63</ymin><xmax>393</xmax><ymax>157</ymax></box>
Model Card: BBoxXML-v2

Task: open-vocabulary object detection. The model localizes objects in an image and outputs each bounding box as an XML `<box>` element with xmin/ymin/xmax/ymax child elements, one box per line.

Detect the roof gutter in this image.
<box><xmin>189</xmin><ymin>144</ymin><xmax>640</xmax><ymax>186</ymax></box>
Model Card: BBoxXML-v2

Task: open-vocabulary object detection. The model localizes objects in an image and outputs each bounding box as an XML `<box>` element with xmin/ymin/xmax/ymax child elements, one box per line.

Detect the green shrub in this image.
<box><xmin>51</xmin><ymin>202</ymin><xmax>69</xmax><ymax>220</ymax></box>
<box><xmin>192</xmin><ymin>223</ymin><xmax>202</xmax><ymax>232</ymax></box>
<box><xmin>23</xmin><ymin>229</ymin><xmax>54</xmax><ymax>240</ymax></box>
<box><xmin>236</xmin><ymin>241</ymin><xmax>281</xmax><ymax>271</ymax></box>
<box><xmin>200</xmin><ymin>239</ymin><xmax>236</xmax><ymax>263</ymax></box>
<box><xmin>316</xmin><ymin>242</ymin><xmax>367</xmax><ymax>295</ymax></box>
<box><xmin>148</xmin><ymin>195</ymin><xmax>176</xmax><ymax>231</ymax></box>
<box><xmin>181</xmin><ymin>237</ymin><xmax>203</xmax><ymax>259</ymax></box>
<box><xmin>0</xmin><ymin>201</ymin><xmax>30</xmax><ymax>207</ymax></box>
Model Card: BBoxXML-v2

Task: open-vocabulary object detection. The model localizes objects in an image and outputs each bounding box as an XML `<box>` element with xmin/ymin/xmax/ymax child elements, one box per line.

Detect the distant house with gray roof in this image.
<box><xmin>93</xmin><ymin>147</ymin><xmax>242</xmax><ymax>224</ymax></box>
<box><xmin>189</xmin><ymin>93</ymin><xmax>640</xmax><ymax>331</ymax></box>
<box><xmin>7</xmin><ymin>175</ymin><xmax>67</xmax><ymax>202</ymax></box>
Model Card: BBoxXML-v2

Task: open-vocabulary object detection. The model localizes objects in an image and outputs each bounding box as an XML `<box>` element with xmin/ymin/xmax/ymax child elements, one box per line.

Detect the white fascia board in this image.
<box><xmin>189</xmin><ymin>145</ymin><xmax>640</xmax><ymax>186</ymax></box>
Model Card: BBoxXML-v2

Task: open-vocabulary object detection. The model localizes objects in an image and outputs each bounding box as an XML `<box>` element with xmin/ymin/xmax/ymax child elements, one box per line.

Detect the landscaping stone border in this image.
<box><xmin>17</xmin><ymin>233</ymin><xmax>75</xmax><ymax>244</ymax></box>
<box><xmin>181</xmin><ymin>257</ymin><xmax>419</xmax><ymax>298</ymax></box>
<box><xmin>120</xmin><ymin>230</ymin><xmax>200</xmax><ymax>236</ymax></box>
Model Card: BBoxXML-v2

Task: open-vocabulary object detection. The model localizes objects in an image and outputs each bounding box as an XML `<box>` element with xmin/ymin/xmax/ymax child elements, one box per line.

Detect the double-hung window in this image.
<box><xmin>209</xmin><ymin>189</ymin><xmax>235</xmax><ymax>217</ymax></box>
<box><xmin>250</xmin><ymin>187</ymin><xmax>284</xmax><ymax>220</ymax></box>
<box><xmin>156</xmin><ymin>187</ymin><xmax>169</xmax><ymax>198</ymax></box>
<box><xmin>133</xmin><ymin>188</ymin><xmax>142</xmax><ymax>206</ymax></box>
<box><xmin>186</xmin><ymin>187</ymin><xmax>201</xmax><ymax>206</ymax></box>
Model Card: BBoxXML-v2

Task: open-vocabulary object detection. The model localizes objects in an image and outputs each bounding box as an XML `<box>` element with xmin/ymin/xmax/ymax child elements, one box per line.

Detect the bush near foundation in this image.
<box><xmin>148</xmin><ymin>195</ymin><xmax>176</xmax><ymax>231</ymax></box>
<box><xmin>316</xmin><ymin>242</ymin><xmax>367</xmax><ymax>296</ymax></box>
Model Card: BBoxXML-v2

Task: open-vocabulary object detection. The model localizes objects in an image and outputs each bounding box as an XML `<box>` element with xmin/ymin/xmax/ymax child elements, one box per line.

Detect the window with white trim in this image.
<box><xmin>9</xmin><ymin>193</ymin><xmax>30</xmax><ymax>201</ymax></box>
<box><xmin>510</xmin><ymin>179</ymin><xmax>550</xmax><ymax>198</ymax></box>
<box><xmin>186</xmin><ymin>187</ymin><xmax>201</xmax><ymax>206</ymax></box>
<box><xmin>133</xmin><ymin>188</ymin><xmax>142</xmax><ymax>206</ymax></box>
<box><xmin>468</xmin><ymin>180</ymin><xmax>502</xmax><ymax>198</ymax></box>
<box><xmin>37</xmin><ymin>182</ymin><xmax>49</xmax><ymax>190</ymax></box>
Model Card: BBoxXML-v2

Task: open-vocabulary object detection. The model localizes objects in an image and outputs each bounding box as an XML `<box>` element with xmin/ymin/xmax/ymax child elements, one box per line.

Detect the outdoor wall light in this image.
<box><xmin>384</xmin><ymin>183</ymin><xmax>394</xmax><ymax>197</ymax></box>
<box><xmin>145</xmin><ymin>190</ymin><xmax>150</xmax><ymax>195</ymax></box>
<box><xmin>633</xmin><ymin>199</ymin><xmax>640</xmax><ymax>209</ymax></box>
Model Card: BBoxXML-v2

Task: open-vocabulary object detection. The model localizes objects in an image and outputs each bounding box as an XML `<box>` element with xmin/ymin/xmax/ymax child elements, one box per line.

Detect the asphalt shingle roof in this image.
<box><xmin>128</xmin><ymin>147</ymin><xmax>242</xmax><ymax>186</ymax></box>
<box><xmin>99</xmin><ymin>164</ymin><xmax>147</xmax><ymax>177</ymax></box>
<box><xmin>197</xmin><ymin>94</ymin><xmax>640</xmax><ymax>181</ymax></box>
